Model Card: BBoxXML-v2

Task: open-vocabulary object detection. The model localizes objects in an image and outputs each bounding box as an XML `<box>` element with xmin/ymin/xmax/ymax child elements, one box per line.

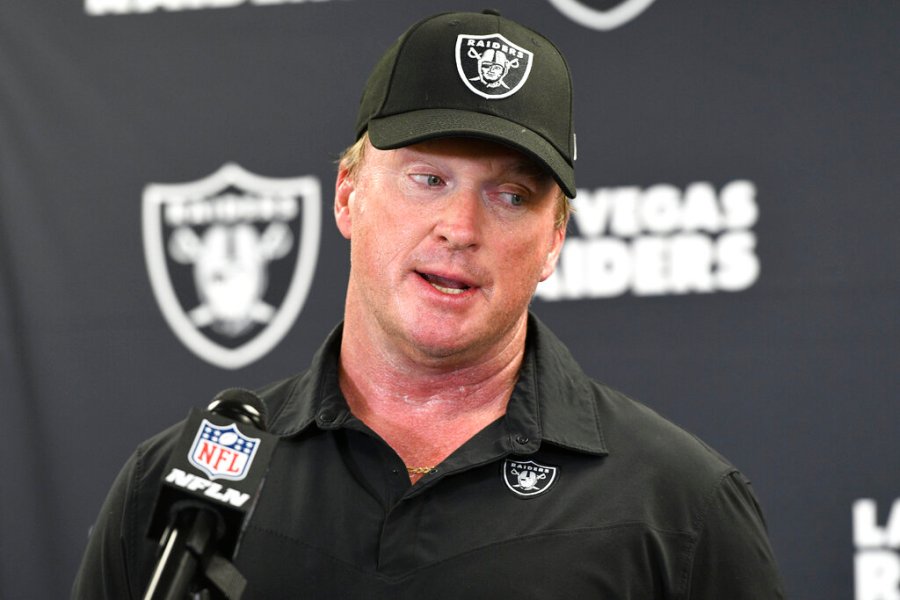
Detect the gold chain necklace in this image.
<box><xmin>406</xmin><ymin>466</ymin><xmax>436</xmax><ymax>475</ymax></box>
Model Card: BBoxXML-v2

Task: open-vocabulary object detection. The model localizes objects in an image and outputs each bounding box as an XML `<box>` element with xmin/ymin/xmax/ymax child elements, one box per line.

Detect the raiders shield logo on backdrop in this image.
<box><xmin>143</xmin><ymin>163</ymin><xmax>321</xmax><ymax>369</ymax></box>
<box><xmin>503</xmin><ymin>459</ymin><xmax>558</xmax><ymax>498</ymax></box>
<box><xmin>455</xmin><ymin>34</ymin><xmax>534</xmax><ymax>99</ymax></box>
<box><xmin>546</xmin><ymin>0</ymin><xmax>658</xmax><ymax>31</ymax></box>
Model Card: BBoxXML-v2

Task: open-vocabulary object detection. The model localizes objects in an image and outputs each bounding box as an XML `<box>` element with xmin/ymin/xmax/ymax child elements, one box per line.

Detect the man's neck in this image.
<box><xmin>337</xmin><ymin>314</ymin><xmax>528</xmax><ymax>480</ymax></box>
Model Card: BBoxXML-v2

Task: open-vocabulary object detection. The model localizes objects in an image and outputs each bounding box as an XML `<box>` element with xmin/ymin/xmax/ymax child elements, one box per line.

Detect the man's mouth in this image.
<box><xmin>418</xmin><ymin>272</ymin><xmax>472</xmax><ymax>295</ymax></box>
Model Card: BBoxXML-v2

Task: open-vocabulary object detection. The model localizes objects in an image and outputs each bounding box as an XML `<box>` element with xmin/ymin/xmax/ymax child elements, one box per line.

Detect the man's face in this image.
<box><xmin>335</xmin><ymin>137</ymin><xmax>566</xmax><ymax>365</ymax></box>
<box><xmin>481</xmin><ymin>61</ymin><xmax>505</xmax><ymax>82</ymax></box>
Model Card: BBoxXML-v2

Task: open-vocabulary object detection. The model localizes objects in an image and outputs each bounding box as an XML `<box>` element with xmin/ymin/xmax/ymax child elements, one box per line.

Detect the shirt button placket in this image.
<box><xmin>377</xmin><ymin>499</ymin><xmax>423</xmax><ymax>576</ymax></box>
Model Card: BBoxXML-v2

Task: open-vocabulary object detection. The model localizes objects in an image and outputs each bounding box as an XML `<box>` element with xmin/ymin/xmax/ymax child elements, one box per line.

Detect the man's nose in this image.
<box><xmin>433</xmin><ymin>187</ymin><xmax>483</xmax><ymax>250</ymax></box>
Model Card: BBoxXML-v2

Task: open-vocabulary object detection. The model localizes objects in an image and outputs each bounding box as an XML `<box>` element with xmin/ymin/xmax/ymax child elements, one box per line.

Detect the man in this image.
<box><xmin>74</xmin><ymin>10</ymin><xmax>785</xmax><ymax>598</ymax></box>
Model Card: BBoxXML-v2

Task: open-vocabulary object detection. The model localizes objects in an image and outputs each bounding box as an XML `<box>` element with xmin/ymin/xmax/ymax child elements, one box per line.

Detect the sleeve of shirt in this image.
<box><xmin>71</xmin><ymin>427</ymin><xmax>177</xmax><ymax>600</ymax></box>
<box><xmin>686</xmin><ymin>471</ymin><xmax>786</xmax><ymax>599</ymax></box>
<box><xmin>71</xmin><ymin>449</ymin><xmax>141</xmax><ymax>599</ymax></box>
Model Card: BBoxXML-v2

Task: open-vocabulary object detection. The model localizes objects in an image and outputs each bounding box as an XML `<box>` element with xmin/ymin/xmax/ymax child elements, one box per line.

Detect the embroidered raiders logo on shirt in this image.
<box><xmin>503</xmin><ymin>459</ymin><xmax>558</xmax><ymax>498</ymax></box>
<box><xmin>455</xmin><ymin>34</ymin><xmax>534</xmax><ymax>99</ymax></box>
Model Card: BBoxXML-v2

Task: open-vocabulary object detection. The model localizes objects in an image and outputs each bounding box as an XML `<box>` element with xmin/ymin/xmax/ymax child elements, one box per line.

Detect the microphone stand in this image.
<box><xmin>144</xmin><ymin>505</ymin><xmax>219</xmax><ymax>600</ymax></box>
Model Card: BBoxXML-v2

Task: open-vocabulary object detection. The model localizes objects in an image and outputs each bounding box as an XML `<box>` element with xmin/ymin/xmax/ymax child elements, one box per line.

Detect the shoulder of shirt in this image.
<box><xmin>530</xmin><ymin>314</ymin><xmax>741</xmax><ymax>491</ymax></box>
<box><xmin>593</xmin><ymin>379</ymin><xmax>737</xmax><ymax>474</ymax></box>
<box><xmin>128</xmin><ymin>420</ymin><xmax>185</xmax><ymax>480</ymax></box>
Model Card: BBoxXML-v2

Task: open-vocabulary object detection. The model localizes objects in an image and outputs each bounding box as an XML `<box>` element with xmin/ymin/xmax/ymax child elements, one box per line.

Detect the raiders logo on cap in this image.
<box><xmin>503</xmin><ymin>458</ymin><xmax>558</xmax><ymax>498</ymax></box>
<box><xmin>356</xmin><ymin>11</ymin><xmax>577</xmax><ymax>197</ymax></box>
<box><xmin>455</xmin><ymin>34</ymin><xmax>534</xmax><ymax>99</ymax></box>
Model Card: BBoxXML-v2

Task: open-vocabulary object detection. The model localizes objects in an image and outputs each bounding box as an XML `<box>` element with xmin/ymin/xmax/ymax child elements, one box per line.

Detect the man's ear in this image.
<box><xmin>334</xmin><ymin>164</ymin><xmax>354</xmax><ymax>240</ymax></box>
<box><xmin>539</xmin><ymin>220</ymin><xmax>568</xmax><ymax>282</ymax></box>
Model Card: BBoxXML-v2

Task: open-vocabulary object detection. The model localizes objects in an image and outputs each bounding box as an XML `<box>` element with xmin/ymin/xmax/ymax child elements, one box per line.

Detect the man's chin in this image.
<box><xmin>400</xmin><ymin>325</ymin><xmax>485</xmax><ymax>364</ymax></box>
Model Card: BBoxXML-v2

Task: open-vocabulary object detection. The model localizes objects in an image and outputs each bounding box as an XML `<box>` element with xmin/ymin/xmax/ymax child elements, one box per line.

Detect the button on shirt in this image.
<box><xmin>72</xmin><ymin>314</ymin><xmax>785</xmax><ymax>599</ymax></box>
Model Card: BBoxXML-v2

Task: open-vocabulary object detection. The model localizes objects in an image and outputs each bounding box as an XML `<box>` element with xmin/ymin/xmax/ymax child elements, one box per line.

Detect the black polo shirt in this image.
<box><xmin>73</xmin><ymin>315</ymin><xmax>784</xmax><ymax>599</ymax></box>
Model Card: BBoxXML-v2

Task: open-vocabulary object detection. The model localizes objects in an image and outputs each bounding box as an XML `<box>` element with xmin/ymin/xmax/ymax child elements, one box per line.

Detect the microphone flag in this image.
<box><xmin>147</xmin><ymin>405</ymin><xmax>277</xmax><ymax>560</ymax></box>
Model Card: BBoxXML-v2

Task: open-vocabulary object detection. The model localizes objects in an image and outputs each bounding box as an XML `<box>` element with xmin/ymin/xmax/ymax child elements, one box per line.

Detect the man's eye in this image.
<box><xmin>412</xmin><ymin>174</ymin><xmax>444</xmax><ymax>187</ymax></box>
<box><xmin>502</xmin><ymin>192</ymin><xmax>525</xmax><ymax>207</ymax></box>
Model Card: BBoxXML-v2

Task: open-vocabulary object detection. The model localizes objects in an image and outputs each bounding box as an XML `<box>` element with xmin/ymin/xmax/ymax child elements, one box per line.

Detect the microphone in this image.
<box><xmin>143</xmin><ymin>388</ymin><xmax>277</xmax><ymax>600</ymax></box>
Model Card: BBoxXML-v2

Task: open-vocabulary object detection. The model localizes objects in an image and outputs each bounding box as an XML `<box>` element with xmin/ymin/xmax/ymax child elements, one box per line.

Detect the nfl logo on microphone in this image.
<box><xmin>188</xmin><ymin>419</ymin><xmax>260</xmax><ymax>481</ymax></box>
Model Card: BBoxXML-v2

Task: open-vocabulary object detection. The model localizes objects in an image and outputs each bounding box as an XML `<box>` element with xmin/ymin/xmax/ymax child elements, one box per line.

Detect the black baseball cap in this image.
<box><xmin>355</xmin><ymin>10</ymin><xmax>577</xmax><ymax>198</ymax></box>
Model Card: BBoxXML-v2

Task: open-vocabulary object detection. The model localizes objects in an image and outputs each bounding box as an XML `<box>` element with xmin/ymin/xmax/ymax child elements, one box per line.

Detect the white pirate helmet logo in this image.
<box><xmin>143</xmin><ymin>163</ymin><xmax>321</xmax><ymax>369</ymax></box>
<box><xmin>455</xmin><ymin>34</ymin><xmax>534</xmax><ymax>99</ymax></box>
<box><xmin>547</xmin><ymin>0</ymin><xmax>658</xmax><ymax>31</ymax></box>
<box><xmin>503</xmin><ymin>459</ymin><xmax>558</xmax><ymax>498</ymax></box>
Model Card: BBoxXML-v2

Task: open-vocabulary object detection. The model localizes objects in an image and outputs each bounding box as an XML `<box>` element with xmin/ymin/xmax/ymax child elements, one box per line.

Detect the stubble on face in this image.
<box><xmin>337</xmin><ymin>137</ymin><xmax>565</xmax><ymax>372</ymax></box>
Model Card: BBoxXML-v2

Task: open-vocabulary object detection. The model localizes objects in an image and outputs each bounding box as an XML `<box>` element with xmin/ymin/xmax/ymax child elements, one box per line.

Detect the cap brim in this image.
<box><xmin>367</xmin><ymin>109</ymin><xmax>576</xmax><ymax>198</ymax></box>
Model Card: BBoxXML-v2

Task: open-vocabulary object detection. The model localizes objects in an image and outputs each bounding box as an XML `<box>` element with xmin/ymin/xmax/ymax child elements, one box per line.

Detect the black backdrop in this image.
<box><xmin>1</xmin><ymin>1</ymin><xmax>897</xmax><ymax>598</ymax></box>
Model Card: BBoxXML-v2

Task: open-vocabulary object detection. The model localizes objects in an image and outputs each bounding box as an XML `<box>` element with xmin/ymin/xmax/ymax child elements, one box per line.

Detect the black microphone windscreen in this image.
<box><xmin>207</xmin><ymin>388</ymin><xmax>267</xmax><ymax>431</ymax></box>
